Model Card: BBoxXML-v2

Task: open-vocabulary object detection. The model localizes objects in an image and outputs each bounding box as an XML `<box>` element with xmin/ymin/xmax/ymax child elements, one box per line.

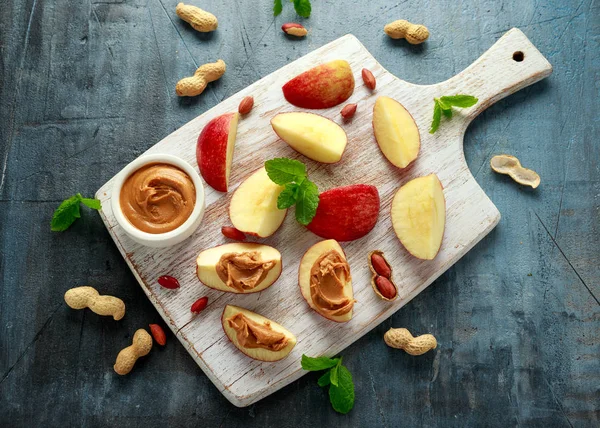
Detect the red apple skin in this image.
<box><xmin>196</xmin><ymin>112</ymin><xmax>236</xmax><ymax>192</ymax></box>
<box><xmin>306</xmin><ymin>184</ymin><xmax>380</xmax><ymax>241</ymax></box>
<box><xmin>282</xmin><ymin>60</ymin><xmax>355</xmax><ymax>109</ymax></box>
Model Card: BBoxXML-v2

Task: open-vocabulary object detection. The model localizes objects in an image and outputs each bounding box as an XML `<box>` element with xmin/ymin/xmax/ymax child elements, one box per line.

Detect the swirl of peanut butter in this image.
<box><xmin>227</xmin><ymin>313</ymin><xmax>289</xmax><ymax>351</ymax></box>
<box><xmin>119</xmin><ymin>163</ymin><xmax>196</xmax><ymax>234</ymax></box>
<box><xmin>216</xmin><ymin>251</ymin><xmax>277</xmax><ymax>292</ymax></box>
<box><xmin>310</xmin><ymin>250</ymin><xmax>354</xmax><ymax>317</ymax></box>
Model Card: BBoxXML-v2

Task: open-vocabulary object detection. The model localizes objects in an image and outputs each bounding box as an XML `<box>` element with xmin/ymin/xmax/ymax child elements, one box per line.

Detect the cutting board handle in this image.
<box><xmin>442</xmin><ymin>28</ymin><xmax>552</xmax><ymax>122</ymax></box>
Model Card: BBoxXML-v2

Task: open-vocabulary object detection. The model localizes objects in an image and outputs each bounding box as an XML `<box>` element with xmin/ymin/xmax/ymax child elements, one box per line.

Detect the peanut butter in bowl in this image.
<box><xmin>111</xmin><ymin>154</ymin><xmax>205</xmax><ymax>248</ymax></box>
<box><xmin>119</xmin><ymin>163</ymin><xmax>196</xmax><ymax>234</ymax></box>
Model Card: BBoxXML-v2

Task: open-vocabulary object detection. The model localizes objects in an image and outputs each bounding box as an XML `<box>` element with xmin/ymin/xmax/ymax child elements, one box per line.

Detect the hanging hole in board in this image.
<box><xmin>512</xmin><ymin>51</ymin><xmax>524</xmax><ymax>62</ymax></box>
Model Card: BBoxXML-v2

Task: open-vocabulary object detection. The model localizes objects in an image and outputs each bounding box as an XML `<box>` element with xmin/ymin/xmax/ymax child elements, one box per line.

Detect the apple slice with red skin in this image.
<box><xmin>298</xmin><ymin>239</ymin><xmax>353</xmax><ymax>323</ymax></box>
<box><xmin>196</xmin><ymin>242</ymin><xmax>282</xmax><ymax>293</ymax></box>
<box><xmin>196</xmin><ymin>112</ymin><xmax>239</xmax><ymax>192</ymax></box>
<box><xmin>282</xmin><ymin>60</ymin><xmax>355</xmax><ymax>109</ymax></box>
<box><xmin>222</xmin><ymin>305</ymin><xmax>297</xmax><ymax>362</ymax></box>
<box><xmin>306</xmin><ymin>184</ymin><xmax>380</xmax><ymax>241</ymax></box>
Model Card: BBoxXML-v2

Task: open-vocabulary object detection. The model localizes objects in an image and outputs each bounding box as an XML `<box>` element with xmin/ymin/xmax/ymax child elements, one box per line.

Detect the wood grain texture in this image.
<box><xmin>2</xmin><ymin>0</ymin><xmax>599</xmax><ymax>426</ymax></box>
<box><xmin>95</xmin><ymin>29</ymin><xmax>551</xmax><ymax>407</ymax></box>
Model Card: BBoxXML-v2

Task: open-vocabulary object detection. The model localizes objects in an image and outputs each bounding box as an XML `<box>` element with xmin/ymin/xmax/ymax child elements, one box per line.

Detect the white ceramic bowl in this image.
<box><xmin>111</xmin><ymin>154</ymin><xmax>205</xmax><ymax>248</ymax></box>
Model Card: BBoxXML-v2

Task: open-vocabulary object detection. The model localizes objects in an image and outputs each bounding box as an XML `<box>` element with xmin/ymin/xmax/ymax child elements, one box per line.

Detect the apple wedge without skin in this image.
<box><xmin>372</xmin><ymin>96</ymin><xmax>420</xmax><ymax>169</ymax></box>
<box><xmin>197</xmin><ymin>112</ymin><xmax>239</xmax><ymax>192</ymax></box>
<box><xmin>229</xmin><ymin>167</ymin><xmax>287</xmax><ymax>238</ymax></box>
<box><xmin>271</xmin><ymin>112</ymin><xmax>348</xmax><ymax>164</ymax></box>
<box><xmin>196</xmin><ymin>243</ymin><xmax>282</xmax><ymax>293</ymax></box>
<box><xmin>391</xmin><ymin>174</ymin><xmax>446</xmax><ymax>260</ymax></box>
<box><xmin>222</xmin><ymin>305</ymin><xmax>297</xmax><ymax>362</ymax></box>
<box><xmin>282</xmin><ymin>60</ymin><xmax>355</xmax><ymax>109</ymax></box>
<box><xmin>307</xmin><ymin>184</ymin><xmax>380</xmax><ymax>242</ymax></box>
<box><xmin>298</xmin><ymin>239</ymin><xmax>354</xmax><ymax>323</ymax></box>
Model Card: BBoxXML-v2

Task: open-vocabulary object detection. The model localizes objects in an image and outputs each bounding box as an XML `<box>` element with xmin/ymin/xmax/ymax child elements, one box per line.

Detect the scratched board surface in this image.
<box><xmin>95</xmin><ymin>30</ymin><xmax>550</xmax><ymax>406</ymax></box>
<box><xmin>2</xmin><ymin>0</ymin><xmax>599</xmax><ymax>426</ymax></box>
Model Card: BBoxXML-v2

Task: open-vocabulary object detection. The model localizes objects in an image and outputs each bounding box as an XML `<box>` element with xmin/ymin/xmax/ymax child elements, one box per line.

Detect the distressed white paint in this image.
<box><xmin>96</xmin><ymin>29</ymin><xmax>551</xmax><ymax>407</ymax></box>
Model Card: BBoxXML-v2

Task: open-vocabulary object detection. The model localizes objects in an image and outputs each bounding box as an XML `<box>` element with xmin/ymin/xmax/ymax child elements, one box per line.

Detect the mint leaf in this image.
<box><xmin>293</xmin><ymin>0</ymin><xmax>311</xmax><ymax>17</ymax></box>
<box><xmin>265</xmin><ymin>158</ymin><xmax>306</xmax><ymax>185</ymax></box>
<box><xmin>329</xmin><ymin>358</ymin><xmax>342</xmax><ymax>386</ymax></box>
<box><xmin>295</xmin><ymin>179</ymin><xmax>319</xmax><ymax>225</ymax></box>
<box><xmin>440</xmin><ymin>94</ymin><xmax>478</xmax><ymax>108</ymax></box>
<box><xmin>436</xmin><ymin>97</ymin><xmax>451</xmax><ymax>111</ymax></box>
<box><xmin>329</xmin><ymin>365</ymin><xmax>355</xmax><ymax>414</ymax></box>
<box><xmin>429</xmin><ymin>100</ymin><xmax>442</xmax><ymax>134</ymax></box>
<box><xmin>430</xmin><ymin>94</ymin><xmax>477</xmax><ymax>134</ymax></box>
<box><xmin>301</xmin><ymin>355</ymin><xmax>340</xmax><ymax>371</ymax></box>
<box><xmin>273</xmin><ymin>0</ymin><xmax>283</xmax><ymax>15</ymax></box>
<box><xmin>329</xmin><ymin>366</ymin><xmax>339</xmax><ymax>387</ymax></box>
<box><xmin>51</xmin><ymin>195</ymin><xmax>82</xmax><ymax>231</ymax></box>
<box><xmin>80</xmin><ymin>197</ymin><xmax>102</xmax><ymax>210</ymax></box>
<box><xmin>277</xmin><ymin>183</ymin><xmax>299</xmax><ymax>209</ymax></box>
<box><xmin>317</xmin><ymin>371</ymin><xmax>331</xmax><ymax>387</ymax></box>
<box><xmin>265</xmin><ymin>158</ymin><xmax>320</xmax><ymax>226</ymax></box>
<box><xmin>51</xmin><ymin>194</ymin><xmax>102</xmax><ymax>232</ymax></box>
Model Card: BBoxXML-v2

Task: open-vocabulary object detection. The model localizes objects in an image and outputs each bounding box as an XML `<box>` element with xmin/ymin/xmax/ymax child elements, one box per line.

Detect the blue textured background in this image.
<box><xmin>1</xmin><ymin>0</ymin><xmax>598</xmax><ymax>426</ymax></box>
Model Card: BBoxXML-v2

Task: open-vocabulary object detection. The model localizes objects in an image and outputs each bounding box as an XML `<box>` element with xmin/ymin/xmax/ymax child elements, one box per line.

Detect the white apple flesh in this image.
<box><xmin>196</xmin><ymin>243</ymin><xmax>282</xmax><ymax>293</ymax></box>
<box><xmin>271</xmin><ymin>112</ymin><xmax>348</xmax><ymax>164</ymax></box>
<box><xmin>372</xmin><ymin>96</ymin><xmax>420</xmax><ymax>169</ymax></box>
<box><xmin>298</xmin><ymin>239</ymin><xmax>353</xmax><ymax>323</ymax></box>
<box><xmin>221</xmin><ymin>305</ymin><xmax>297</xmax><ymax>362</ymax></box>
<box><xmin>390</xmin><ymin>174</ymin><xmax>446</xmax><ymax>260</ymax></box>
<box><xmin>229</xmin><ymin>167</ymin><xmax>287</xmax><ymax>238</ymax></box>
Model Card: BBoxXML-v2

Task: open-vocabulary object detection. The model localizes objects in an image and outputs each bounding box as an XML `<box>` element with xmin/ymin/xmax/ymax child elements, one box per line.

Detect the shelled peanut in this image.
<box><xmin>282</xmin><ymin>23</ymin><xmax>308</xmax><ymax>37</ymax></box>
<box><xmin>368</xmin><ymin>250</ymin><xmax>398</xmax><ymax>301</ymax></box>
<box><xmin>340</xmin><ymin>103</ymin><xmax>357</xmax><ymax>120</ymax></box>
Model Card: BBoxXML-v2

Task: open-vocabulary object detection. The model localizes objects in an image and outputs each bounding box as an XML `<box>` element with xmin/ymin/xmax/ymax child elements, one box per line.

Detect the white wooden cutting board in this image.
<box><xmin>96</xmin><ymin>29</ymin><xmax>551</xmax><ymax>407</ymax></box>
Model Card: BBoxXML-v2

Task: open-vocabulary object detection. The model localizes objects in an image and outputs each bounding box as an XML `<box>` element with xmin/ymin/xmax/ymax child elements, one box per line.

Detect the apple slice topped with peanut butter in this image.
<box><xmin>298</xmin><ymin>239</ymin><xmax>355</xmax><ymax>323</ymax></box>
<box><xmin>222</xmin><ymin>305</ymin><xmax>297</xmax><ymax>361</ymax></box>
<box><xmin>196</xmin><ymin>243</ymin><xmax>282</xmax><ymax>293</ymax></box>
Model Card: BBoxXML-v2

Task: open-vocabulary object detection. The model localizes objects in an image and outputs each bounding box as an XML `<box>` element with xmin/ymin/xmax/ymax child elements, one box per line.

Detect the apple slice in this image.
<box><xmin>229</xmin><ymin>167</ymin><xmax>287</xmax><ymax>237</ymax></box>
<box><xmin>196</xmin><ymin>112</ymin><xmax>239</xmax><ymax>192</ymax></box>
<box><xmin>271</xmin><ymin>112</ymin><xmax>348</xmax><ymax>163</ymax></box>
<box><xmin>391</xmin><ymin>174</ymin><xmax>446</xmax><ymax>260</ymax></box>
<box><xmin>372</xmin><ymin>96</ymin><xmax>420</xmax><ymax>169</ymax></box>
<box><xmin>196</xmin><ymin>243</ymin><xmax>282</xmax><ymax>293</ymax></box>
<box><xmin>282</xmin><ymin>60</ymin><xmax>355</xmax><ymax>109</ymax></box>
<box><xmin>307</xmin><ymin>184</ymin><xmax>380</xmax><ymax>241</ymax></box>
<box><xmin>298</xmin><ymin>239</ymin><xmax>354</xmax><ymax>322</ymax></box>
<box><xmin>222</xmin><ymin>305</ymin><xmax>297</xmax><ymax>362</ymax></box>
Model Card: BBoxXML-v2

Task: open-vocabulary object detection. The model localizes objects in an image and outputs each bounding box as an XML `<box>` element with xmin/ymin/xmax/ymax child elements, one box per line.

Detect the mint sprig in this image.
<box><xmin>265</xmin><ymin>158</ymin><xmax>319</xmax><ymax>225</ymax></box>
<box><xmin>429</xmin><ymin>94</ymin><xmax>478</xmax><ymax>134</ymax></box>
<box><xmin>302</xmin><ymin>354</ymin><xmax>355</xmax><ymax>414</ymax></box>
<box><xmin>51</xmin><ymin>193</ymin><xmax>102</xmax><ymax>232</ymax></box>
<box><xmin>274</xmin><ymin>0</ymin><xmax>312</xmax><ymax>17</ymax></box>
